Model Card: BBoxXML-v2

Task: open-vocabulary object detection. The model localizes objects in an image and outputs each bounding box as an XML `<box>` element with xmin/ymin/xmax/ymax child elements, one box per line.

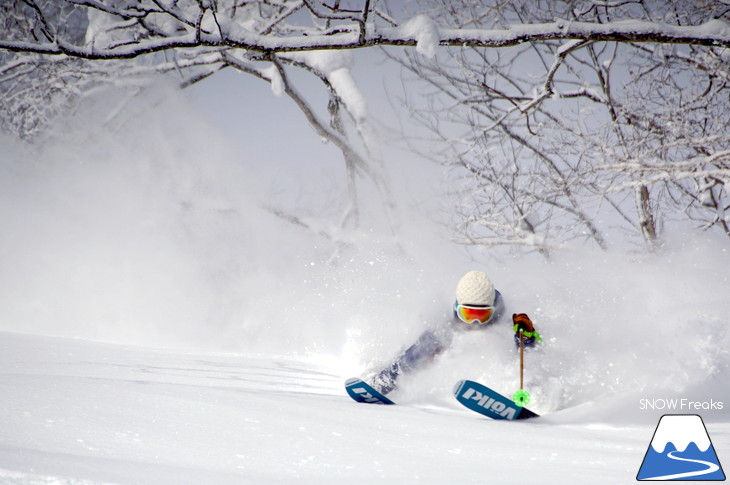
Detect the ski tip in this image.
<box><xmin>453</xmin><ymin>379</ymin><xmax>467</xmax><ymax>397</ymax></box>
<box><xmin>345</xmin><ymin>377</ymin><xmax>362</xmax><ymax>387</ymax></box>
<box><xmin>454</xmin><ymin>379</ymin><xmax>541</xmax><ymax>420</ymax></box>
<box><xmin>344</xmin><ymin>377</ymin><xmax>395</xmax><ymax>405</ymax></box>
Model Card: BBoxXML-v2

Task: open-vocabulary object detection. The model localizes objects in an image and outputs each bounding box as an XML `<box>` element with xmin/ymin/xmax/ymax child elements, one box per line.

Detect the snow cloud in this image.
<box><xmin>1</xmin><ymin>72</ymin><xmax>728</xmax><ymax>419</ymax></box>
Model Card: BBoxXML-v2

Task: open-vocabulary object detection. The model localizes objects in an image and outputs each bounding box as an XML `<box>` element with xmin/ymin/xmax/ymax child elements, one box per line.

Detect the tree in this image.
<box><xmin>1</xmin><ymin>0</ymin><xmax>401</xmax><ymax>249</ymax></box>
<box><xmin>2</xmin><ymin>0</ymin><xmax>729</xmax><ymax>254</ymax></box>
<box><xmin>386</xmin><ymin>0</ymin><xmax>730</xmax><ymax>254</ymax></box>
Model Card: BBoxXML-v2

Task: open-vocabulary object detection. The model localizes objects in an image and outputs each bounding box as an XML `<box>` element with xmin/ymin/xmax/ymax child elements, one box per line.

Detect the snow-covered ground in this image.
<box><xmin>1</xmin><ymin>77</ymin><xmax>729</xmax><ymax>484</ymax></box>
<box><xmin>4</xmin><ymin>330</ymin><xmax>726</xmax><ymax>485</ymax></box>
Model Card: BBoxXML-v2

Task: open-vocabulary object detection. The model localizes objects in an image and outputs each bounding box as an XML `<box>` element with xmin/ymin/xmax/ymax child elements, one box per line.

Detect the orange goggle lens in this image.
<box><xmin>456</xmin><ymin>304</ymin><xmax>493</xmax><ymax>324</ymax></box>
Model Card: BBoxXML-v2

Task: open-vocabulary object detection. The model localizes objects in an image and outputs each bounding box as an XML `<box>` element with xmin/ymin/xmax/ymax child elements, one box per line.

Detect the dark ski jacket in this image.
<box><xmin>370</xmin><ymin>290</ymin><xmax>505</xmax><ymax>395</ymax></box>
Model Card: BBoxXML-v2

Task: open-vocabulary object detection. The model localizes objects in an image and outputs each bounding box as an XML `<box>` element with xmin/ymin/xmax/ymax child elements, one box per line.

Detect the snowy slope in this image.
<box><xmin>2</xmin><ymin>331</ymin><xmax>727</xmax><ymax>485</ymax></box>
<box><xmin>2</xmin><ymin>73</ymin><xmax>729</xmax><ymax>485</ymax></box>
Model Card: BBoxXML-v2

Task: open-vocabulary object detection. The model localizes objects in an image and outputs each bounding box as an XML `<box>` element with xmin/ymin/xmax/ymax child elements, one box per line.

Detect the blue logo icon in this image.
<box><xmin>637</xmin><ymin>414</ymin><xmax>726</xmax><ymax>481</ymax></box>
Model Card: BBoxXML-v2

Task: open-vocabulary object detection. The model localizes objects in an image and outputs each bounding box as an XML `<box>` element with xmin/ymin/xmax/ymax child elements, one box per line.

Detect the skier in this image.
<box><xmin>369</xmin><ymin>270</ymin><xmax>541</xmax><ymax>395</ymax></box>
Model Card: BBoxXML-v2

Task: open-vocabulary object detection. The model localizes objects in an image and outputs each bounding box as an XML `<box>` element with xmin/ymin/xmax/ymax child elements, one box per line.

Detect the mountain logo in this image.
<box><xmin>637</xmin><ymin>414</ymin><xmax>726</xmax><ymax>481</ymax></box>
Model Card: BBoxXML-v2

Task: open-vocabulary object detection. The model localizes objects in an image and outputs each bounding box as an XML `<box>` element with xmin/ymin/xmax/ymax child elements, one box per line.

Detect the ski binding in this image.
<box><xmin>345</xmin><ymin>377</ymin><xmax>395</xmax><ymax>405</ymax></box>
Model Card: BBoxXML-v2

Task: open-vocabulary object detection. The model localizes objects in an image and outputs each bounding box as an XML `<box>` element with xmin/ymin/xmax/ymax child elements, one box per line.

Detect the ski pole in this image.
<box><xmin>512</xmin><ymin>329</ymin><xmax>531</xmax><ymax>407</ymax></box>
<box><xmin>519</xmin><ymin>328</ymin><xmax>524</xmax><ymax>390</ymax></box>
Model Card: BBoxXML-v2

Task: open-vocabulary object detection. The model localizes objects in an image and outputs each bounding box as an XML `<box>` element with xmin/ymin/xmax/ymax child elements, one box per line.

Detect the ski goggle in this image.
<box><xmin>455</xmin><ymin>303</ymin><xmax>494</xmax><ymax>325</ymax></box>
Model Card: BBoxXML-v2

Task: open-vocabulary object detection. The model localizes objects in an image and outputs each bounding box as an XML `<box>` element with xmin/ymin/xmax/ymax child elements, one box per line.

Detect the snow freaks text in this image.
<box><xmin>640</xmin><ymin>399</ymin><xmax>724</xmax><ymax>411</ymax></box>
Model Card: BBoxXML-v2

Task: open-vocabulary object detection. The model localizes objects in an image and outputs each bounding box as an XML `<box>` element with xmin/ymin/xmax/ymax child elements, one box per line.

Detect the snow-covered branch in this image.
<box><xmin>2</xmin><ymin>8</ymin><xmax>730</xmax><ymax>59</ymax></box>
<box><xmin>601</xmin><ymin>150</ymin><xmax>730</xmax><ymax>188</ymax></box>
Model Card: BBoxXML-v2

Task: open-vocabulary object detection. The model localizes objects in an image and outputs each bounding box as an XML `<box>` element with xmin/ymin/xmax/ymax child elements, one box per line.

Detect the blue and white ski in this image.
<box><xmin>345</xmin><ymin>377</ymin><xmax>395</xmax><ymax>405</ymax></box>
<box><xmin>453</xmin><ymin>379</ymin><xmax>539</xmax><ymax>420</ymax></box>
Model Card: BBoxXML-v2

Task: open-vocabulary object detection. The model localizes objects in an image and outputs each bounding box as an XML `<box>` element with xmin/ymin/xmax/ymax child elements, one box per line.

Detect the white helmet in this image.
<box><xmin>455</xmin><ymin>270</ymin><xmax>495</xmax><ymax>306</ymax></box>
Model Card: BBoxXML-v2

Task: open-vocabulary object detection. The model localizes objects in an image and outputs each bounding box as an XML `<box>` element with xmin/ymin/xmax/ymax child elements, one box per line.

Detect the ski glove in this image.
<box><xmin>512</xmin><ymin>313</ymin><xmax>542</xmax><ymax>347</ymax></box>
